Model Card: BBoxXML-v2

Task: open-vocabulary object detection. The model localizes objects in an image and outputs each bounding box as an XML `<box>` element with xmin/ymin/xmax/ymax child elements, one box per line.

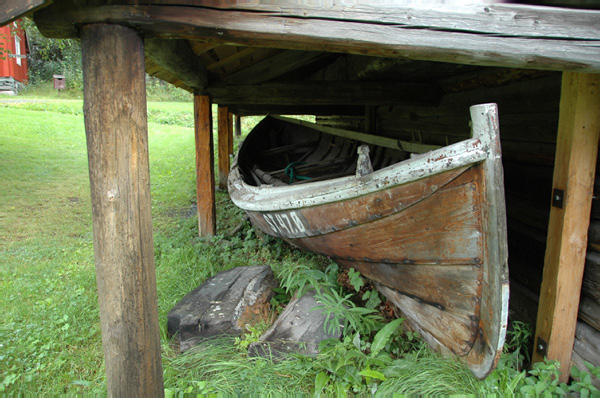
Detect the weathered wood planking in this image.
<box><xmin>572</xmin><ymin>321</ymin><xmax>600</xmax><ymax>389</ymax></box>
<box><xmin>194</xmin><ymin>95</ymin><xmax>217</xmax><ymax>236</ymax></box>
<box><xmin>130</xmin><ymin>1</ymin><xmax>599</xmax><ymax>41</ymax></box>
<box><xmin>533</xmin><ymin>72</ymin><xmax>600</xmax><ymax>381</ymax></box>
<box><xmin>248</xmin><ymin>166</ymin><xmax>470</xmax><ymax>239</ymax></box>
<box><xmin>275</xmin><ymin>168</ymin><xmax>484</xmax><ymax>264</ymax></box>
<box><xmin>0</xmin><ymin>0</ymin><xmax>49</xmax><ymax>25</ymax></box>
<box><xmin>377</xmin><ymin>283</ymin><xmax>478</xmax><ymax>357</ymax></box>
<box><xmin>81</xmin><ymin>24</ymin><xmax>164</xmax><ymax>397</ymax></box>
<box><xmin>34</xmin><ymin>4</ymin><xmax>600</xmax><ymax>72</ymax></box>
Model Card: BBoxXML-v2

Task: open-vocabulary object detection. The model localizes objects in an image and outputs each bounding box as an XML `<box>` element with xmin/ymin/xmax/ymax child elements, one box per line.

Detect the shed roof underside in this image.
<box><xmin>6</xmin><ymin>1</ymin><xmax>600</xmax><ymax>115</ymax></box>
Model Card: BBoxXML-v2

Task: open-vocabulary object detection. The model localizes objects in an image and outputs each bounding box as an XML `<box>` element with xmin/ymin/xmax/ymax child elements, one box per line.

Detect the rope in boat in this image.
<box><xmin>285</xmin><ymin>161</ymin><xmax>311</xmax><ymax>184</ymax></box>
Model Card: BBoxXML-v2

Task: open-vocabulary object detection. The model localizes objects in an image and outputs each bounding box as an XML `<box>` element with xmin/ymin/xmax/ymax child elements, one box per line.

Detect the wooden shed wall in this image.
<box><xmin>315</xmin><ymin>70</ymin><xmax>599</xmax><ymax>375</ymax></box>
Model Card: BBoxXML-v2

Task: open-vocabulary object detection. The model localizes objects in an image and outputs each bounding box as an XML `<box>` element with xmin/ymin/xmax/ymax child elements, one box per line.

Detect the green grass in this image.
<box><xmin>0</xmin><ymin>98</ymin><xmax>320</xmax><ymax>394</ymax></box>
<box><xmin>2</xmin><ymin>97</ymin><xmax>595</xmax><ymax>396</ymax></box>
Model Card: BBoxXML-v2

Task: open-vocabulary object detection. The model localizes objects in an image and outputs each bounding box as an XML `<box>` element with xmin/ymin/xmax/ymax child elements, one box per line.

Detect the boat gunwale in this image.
<box><xmin>229</xmin><ymin>134</ymin><xmax>489</xmax><ymax>212</ymax></box>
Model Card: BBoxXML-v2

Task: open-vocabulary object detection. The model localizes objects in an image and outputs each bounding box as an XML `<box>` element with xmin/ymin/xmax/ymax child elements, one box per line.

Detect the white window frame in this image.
<box><xmin>14</xmin><ymin>35</ymin><xmax>21</xmax><ymax>66</ymax></box>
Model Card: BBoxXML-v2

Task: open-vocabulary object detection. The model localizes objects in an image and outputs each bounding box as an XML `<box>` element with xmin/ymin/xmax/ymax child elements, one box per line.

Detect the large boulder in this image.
<box><xmin>167</xmin><ymin>265</ymin><xmax>277</xmax><ymax>351</ymax></box>
<box><xmin>248</xmin><ymin>290</ymin><xmax>344</xmax><ymax>359</ymax></box>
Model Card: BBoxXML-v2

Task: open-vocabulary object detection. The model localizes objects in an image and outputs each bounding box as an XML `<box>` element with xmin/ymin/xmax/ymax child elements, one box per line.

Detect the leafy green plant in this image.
<box><xmin>504</xmin><ymin>320</ymin><xmax>533</xmax><ymax>366</ymax></box>
<box><xmin>234</xmin><ymin>322</ymin><xmax>270</xmax><ymax>351</ymax></box>
<box><xmin>313</xmin><ymin>319</ymin><xmax>403</xmax><ymax>395</ymax></box>
<box><xmin>348</xmin><ymin>268</ymin><xmax>365</xmax><ymax>292</ymax></box>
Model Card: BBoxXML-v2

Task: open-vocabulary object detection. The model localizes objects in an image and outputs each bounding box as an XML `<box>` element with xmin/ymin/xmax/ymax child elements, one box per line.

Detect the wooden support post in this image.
<box><xmin>81</xmin><ymin>24</ymin><xmax>164</xmax><ymax>396</ymax></box>
<box><xmin>194</xmin><ymin>95</ymin><xmax>216</xmax><ymax>236</ymax></box>
<box><xmin>234</xmin><ymin>114</ymin><xmax>242</xmax><ymax>138</ymax></box>
<box><xmin>217</xmin><ymin>105</ymin><xmax>231</xmax><ymax>191</ymax></box>
<box><xmin>533</xmin><ymin>72</ymin><xmax>600</xmax><ymax>381</ymax></box>
<box><xmin>228</xmin><ymin>111</ymin><xmax>234</xmax><ymax>156</ymax></box>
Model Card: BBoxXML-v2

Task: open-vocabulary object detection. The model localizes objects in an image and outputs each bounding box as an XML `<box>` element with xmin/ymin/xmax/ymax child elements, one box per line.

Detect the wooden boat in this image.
<box><xmin>228</xmin><ymin>103</ymin><xmax>509</xmax><ymax>378</ymax></box>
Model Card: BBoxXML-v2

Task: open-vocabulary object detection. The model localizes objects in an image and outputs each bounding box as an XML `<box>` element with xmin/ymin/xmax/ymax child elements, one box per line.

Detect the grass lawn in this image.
<box><xmin>0</xmin><ymin>97</ymin><xmax>596</xmax><ymax>396</ymax></box>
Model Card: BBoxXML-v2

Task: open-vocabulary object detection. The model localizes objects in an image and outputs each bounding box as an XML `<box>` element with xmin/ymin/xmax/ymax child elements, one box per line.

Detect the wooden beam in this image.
<box><xmin>206</xmin><ymin>47</ymin><xmax>255</xmax><ymax>71</ymax></box>
<box><xmin>206</xmin><ymin>81</ymin><xmax>441</xmax><ymax>106</ymax></box>
<box><xmin>273</xmin><ymin>115</ymin><xmax>441</xmax><ymax>154</ymax></box>
<box><xmin>194</xmin><ymin>95</ymin><xmax>217</xmax><ymax>236</ymax></box>
<box><xmin>145</xmin><ymin>38</ymin><xmax>208</xmax><ymax>90</ymax></box>
<box><xmin>224</xmin><ymin>51</ymin><xmax>328</xmax><ymax>84</ymax></box>
<box><xmin>81</xmin><ymin>23</ymin><xmax>164</xmax><ymax>397</ymax></box>
<box><xmin>132</xmin><ymin>1</ymin><xmax>600</xmax><ymax>41</ymax></box>
<box><xmin>533</xmin><ymin>72</ymin><xmax>600</xmax><ymax>381</ymax></box>
<box><xmin>33</xmin><ymin>4</ymin><xmax>600</xmax><ymax>73</ymax></box>
<box><xmin>217</xmin><ymin>105</ymin><xmax>231</xmax><ymax>190</ymax></box>
<box><xmin>0</xmin><ymin>0</ymin><xmax>49</xmax><ymax>26</ymax></box>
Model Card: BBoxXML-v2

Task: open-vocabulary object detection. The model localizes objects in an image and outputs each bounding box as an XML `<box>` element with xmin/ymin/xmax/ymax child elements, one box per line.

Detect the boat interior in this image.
<box><xmin>238</xmin><ymin>116</ymin><xmax>410</xmax><ymax>187</ymax></box>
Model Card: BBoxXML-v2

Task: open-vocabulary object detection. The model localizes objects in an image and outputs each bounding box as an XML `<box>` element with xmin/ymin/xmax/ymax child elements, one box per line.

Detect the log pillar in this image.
<box><xmin>533</xmin><ymin>72</ymin><xmax>600</xmax><ymax>381</ymax></box>
<box><xmin>81</xmin><ymin>24</ymin><xmax>164</xmax><ymax>396</ymax></box>
<box><xmin>217</xmin><ymin>105</ymin><xmax>231</xmax><ymax>190</ymax></box>
<box><xmin>194</xmin><ymin>95</ymin><xmax>217</xmax><ymax>236</ymax></box>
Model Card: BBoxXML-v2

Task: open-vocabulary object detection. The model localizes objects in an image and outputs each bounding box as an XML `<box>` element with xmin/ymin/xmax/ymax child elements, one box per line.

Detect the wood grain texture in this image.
<box><xmin>145</xmin><ymin>38</ymin><xmax>208</xmax><ymax>90</ymax></box>
<box><xmin>217</xmin><ymin>105</ymin><xmax>230</xmax><ymax>190</ymax></box>
<box><xmin>0</xmin><ymin>0</ymin><xmax>48</xmax><ymax>25</ymax></box>
<box><xmin>295</xmin><ymin>170</ymin><xmax>484</xmax><ymax>264</ymax></box>
<box><xmin>33</xmin><ymin>4</ymin><xmax>600</xmax><ymax>72</ymax></box>
<box><xmin>337</xmin><ymin>260</ymin><xmax>480</xmax><ymax>320</ymax></box>
<box><xmin>376</xmin><ymin>283</ymin><xmax>477</xmax><ymax>356</ymax></box>
<box><xmin>533</xmin><ymin>72</ymin><xmax>600</xmax><ymax>381</ymax></box>
<box><xmin>194</xmin><ymin>95</ymin><xmax>216</xmax><ymax>236</ymax></box>
<box><xmin>247</xmin><ymin>166</ymin><xmax>470</xmax><ymax>239</ymax></box>
<box><xmin>129</xmin><ymin>1</ymin><xmax>600</xmax><ymax>40</ymax></box>
<box><xmin>81</xmin><ymin>24</ymin><xmax>164</xmax><ymax>397</ymax></box>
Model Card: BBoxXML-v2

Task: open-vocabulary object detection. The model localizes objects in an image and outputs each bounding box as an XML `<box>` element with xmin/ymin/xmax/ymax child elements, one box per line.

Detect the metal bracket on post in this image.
<box><xmin>536</xmin><ymin>337</ymin><xmax>548</xmax><ymax>357</ymax></box>
<box><xmin>552</xmin><ymin>189</ymin><xmax>564</xmax><ymax>209</ymax></box>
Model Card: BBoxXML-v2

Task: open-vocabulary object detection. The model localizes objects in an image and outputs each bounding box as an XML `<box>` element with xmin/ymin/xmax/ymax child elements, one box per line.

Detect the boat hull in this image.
<box><xmin>229</xmin><ymin>104</ymin><xmax>509</xmax><ymax>378</ymax></box>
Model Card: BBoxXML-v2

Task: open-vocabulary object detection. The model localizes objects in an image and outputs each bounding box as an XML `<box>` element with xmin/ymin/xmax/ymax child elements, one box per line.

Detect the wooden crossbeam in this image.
<box><xmin>533</xmin><ymin>72</ymin><xmax>600</xmax><ymax>381</ymax></box>
<box><xmin>207</xmin><ymin>47</ymin><xmax>256</xmax><ymax>71</ymax></box>
<box><xmin>34</xmin><ymin>4</ymin><xmax>600</xmax><ymax>72</ymax></box>
<box><xmin>194</xmin><ymin>95</ymin><xmax>217</xmax><ymax>236</ymax></box>
<box><xmin>145</xmin><ymin>38</ymin><xmax>208</xmax><ymax>90</ymax></box>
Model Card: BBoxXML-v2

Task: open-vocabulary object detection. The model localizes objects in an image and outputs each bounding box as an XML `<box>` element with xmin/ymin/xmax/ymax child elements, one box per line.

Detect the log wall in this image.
<box><xmin>316</xmin><ymin>68</ymin><xmax>599</xmax><ymax>381</ymax></box>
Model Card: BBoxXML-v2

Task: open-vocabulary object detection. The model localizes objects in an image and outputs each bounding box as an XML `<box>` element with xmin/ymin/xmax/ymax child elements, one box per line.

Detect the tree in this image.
<box><xmin>23</xmin><ymin>18</ymin><xmax>82</xmax><ymax>89</ymax></box>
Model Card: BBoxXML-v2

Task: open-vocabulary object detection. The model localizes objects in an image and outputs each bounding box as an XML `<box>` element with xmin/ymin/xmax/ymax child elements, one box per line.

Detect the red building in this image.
<box><xmin>1</xmin><ymin>19</ymin><xmax>28</xmax><ymax>93</ymax></box>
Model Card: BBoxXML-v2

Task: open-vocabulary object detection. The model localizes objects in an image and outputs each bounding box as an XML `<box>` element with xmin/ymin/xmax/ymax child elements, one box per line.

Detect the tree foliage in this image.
<box><xmin>23</xmin><ymin>18</ymin><xmax>83</xmax><ymax>89</ymax></box>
